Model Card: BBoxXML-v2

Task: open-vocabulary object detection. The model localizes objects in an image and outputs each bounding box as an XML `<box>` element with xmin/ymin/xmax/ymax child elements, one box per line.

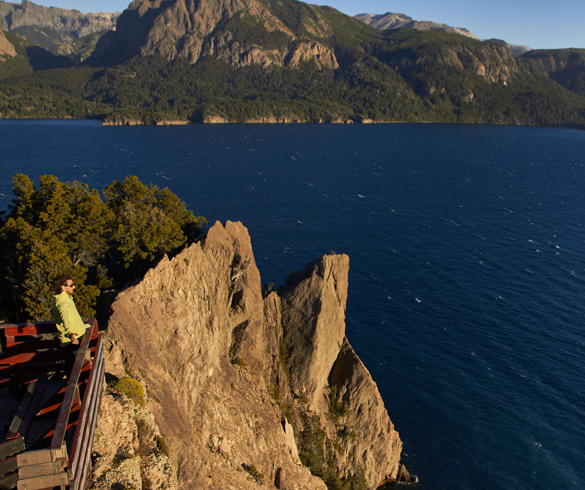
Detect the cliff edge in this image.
<box><xmin>90</xmin><ymin>221</ymin><xmax>410</xmax><ymax>489</ymax></box>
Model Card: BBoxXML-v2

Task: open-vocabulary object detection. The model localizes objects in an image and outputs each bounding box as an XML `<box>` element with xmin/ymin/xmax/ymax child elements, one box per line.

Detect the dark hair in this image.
<box><xmin>53</xmin><ymin>274</ymin><xmax>72</xmax><ymax>294</ymax></box>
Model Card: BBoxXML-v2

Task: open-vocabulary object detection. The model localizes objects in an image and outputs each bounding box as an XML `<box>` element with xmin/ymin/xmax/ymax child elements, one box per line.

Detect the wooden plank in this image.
<box><xmin>0</xmin><ymin>323</ymin><xmax>56</xmax><ymax>337</ymax></box>
<box><xmin>68</xmin><ymin>337</ymin><xmax>104</xmax><ymax>486</ymax></box>
<box><xmin>0</xmin><ymin>369</ymin><xmax>67</xmax><ymax>391</ymax></box>
<box><xmin>18</xmin><ymin>461</ymin><xmax>64</xmax><ymax>480</ymax></box>
<box><xmin>16</xmin><ymin>446</ymin><xmax>67</xmax><ymax>467</ymax></box>
<box><xmin>6</xmin><ymin>380</ymin><xmax>39</xmax><ymax>439</ymax></box>
<box><xmin>70</xmin><ymin>357</ymin><xmax>103</xmax><ymax>490</ymax></box>
<box><xmin>33</xmin><ymin>374</ymin><xmax>68</xmax><ymax>417</ymax></box>
<box><xmin>16</xmin><ymin>471</ymin><xmax>68</xmax><ymax>490</ymax></box>
<box><xmin>74</xmin><ymin>367</ymin><xmax>103</xmax><ymax>490</ymax></box>
<box><xmin>0</xmin><ymin>350</ymin><xmax>68</xmax><ymax>369</ymax></box>
<box><xmin>0</xmin><ymin>472</ymin><xmax>18</xmax><ymax>490</ymax></box>
<box><xmin>0</xmin><ymin>340</ymin><xmax>61</xmax><ymax>356</ymax></box>
<box><xmin>50</xmin><ymin>331</ymin><xmax>92</xmax><ymax>451</ymax></box>
<box><xmin>0</xmin><ymin>456</ymin><xmax>17</xmax><ymax>477</ymax></box>
<box><xmin>0</xmin><ymin>438</ymin><xmax>25</xmax><ymax>460</ymax></box>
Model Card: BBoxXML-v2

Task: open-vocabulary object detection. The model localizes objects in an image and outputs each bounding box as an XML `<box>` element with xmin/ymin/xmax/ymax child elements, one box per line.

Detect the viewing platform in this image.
<box><xmin>0</xmin><ymin>320</ymin><xmax>104</xmax><ymax>490</ymax></box>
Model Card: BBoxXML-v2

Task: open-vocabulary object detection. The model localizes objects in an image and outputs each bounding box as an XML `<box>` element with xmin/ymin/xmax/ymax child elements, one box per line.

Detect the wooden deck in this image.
<box><xmin>0</xmin><ymin>320</ymin><xmax>104</xmax><ymax>490</ymax></box>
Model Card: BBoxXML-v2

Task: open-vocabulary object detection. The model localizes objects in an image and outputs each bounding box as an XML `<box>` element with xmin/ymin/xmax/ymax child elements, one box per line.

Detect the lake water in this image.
<box><xmin>1</xmin><ymin>120</ymin><xmax>584</xmax><ymax>490</ymax></box>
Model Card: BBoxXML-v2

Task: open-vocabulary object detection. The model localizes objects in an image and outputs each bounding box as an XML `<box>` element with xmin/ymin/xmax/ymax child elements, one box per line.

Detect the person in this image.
<box><xmin>51</xmin><ymin>275</ymin><xmax>91</xmax><ymax>347</ymax></box>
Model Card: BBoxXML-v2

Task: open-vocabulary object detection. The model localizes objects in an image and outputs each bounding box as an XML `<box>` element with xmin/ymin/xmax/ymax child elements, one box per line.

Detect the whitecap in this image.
<box><xmin>358</xmin><ymin>194</ymin><xmax>365</xmax><ymax>198</ymax></box>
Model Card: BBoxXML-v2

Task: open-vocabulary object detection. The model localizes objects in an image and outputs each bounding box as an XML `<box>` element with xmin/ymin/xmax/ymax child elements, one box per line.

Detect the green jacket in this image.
<box><xmin>51</xmin><ymin>291</ymin><xmax>90</xmax><ymax>346</ymax></box>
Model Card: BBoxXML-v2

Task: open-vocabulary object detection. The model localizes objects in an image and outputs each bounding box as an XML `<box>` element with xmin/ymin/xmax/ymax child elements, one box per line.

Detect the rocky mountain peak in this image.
<box><xmin>0</xmin><ymin>0</ymin><xmax>119</xmax><ymax>37</ymax></box>
<box><xmin>98</xmin><ymin>221</ymin><xmax>409</xmax><ymax>489</ymax></box>
<box><xmin>93</xmin><ymin>0</ymin><xmax>338</xmax><ymax>68</ymax></box>
<box><xmin>355</xmin><ymin>11</ymin><xmax>479</xmax><ymax>40</ymax></box>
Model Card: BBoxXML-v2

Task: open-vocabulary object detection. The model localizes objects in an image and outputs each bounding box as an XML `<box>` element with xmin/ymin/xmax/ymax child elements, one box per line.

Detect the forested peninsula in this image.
<box><xmin>0</xmin><ymin>0</ymin><xmax>585</xmax><ymax>127</ymax></box>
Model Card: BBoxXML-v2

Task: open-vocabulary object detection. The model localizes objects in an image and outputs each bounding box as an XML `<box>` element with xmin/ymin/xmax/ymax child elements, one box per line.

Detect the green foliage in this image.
<box><xmin>213</xmin><ymin>12</ymin><xmax>292</xmax><ymax>51</ymax></box>
<box><xmin>104</xmin><ymin>175</ymin><xmax>206</xmax><ymax>281</ymax></box>
<box><xmin>230</xmin><ymin>357</ymin><xmax>247</xmax><ymax>367</ymax></box>
<box><xmin>298</xmin><ymin>414</ymin><xmax>367</xmax><ymax>490</ymax></box>
<box><xmin>0</xmin><ymin>174</ymin><xmax>206</xmax><ymax>322</ymax></box>
<box><xmin>242</xmin><ymin>464</ymin><xmax>264</xmax><ymax>483</ymax></box>
<box><xmin>328</xmin><ymin>385</ymin><xmax>350</xmax><ymax>424</ymax></box>
<box><xmin>156</xmin><ymin>436</ymin><xmax>169</xmax><ymax>457</ymax></box>
<box><xmin>113</xmin><ymin>376</ymin><xmax>146</xmax><ymax>407</ymax></box>
<box><xmin>0</xmin><ymin>174</ymin><xmax>109</xmax><ymax>320</ymax></box>
<box><xmin>278</xmin><ymin>336</ymin><xmax>291</xmax><ymax>385</ymax></box>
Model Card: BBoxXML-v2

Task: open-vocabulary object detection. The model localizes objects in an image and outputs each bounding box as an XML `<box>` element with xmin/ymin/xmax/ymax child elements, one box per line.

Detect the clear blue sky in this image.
<box><xmin>25</xmin><ymin>0</ymin><xmax>585</xmax><ymax>50</ymax></box>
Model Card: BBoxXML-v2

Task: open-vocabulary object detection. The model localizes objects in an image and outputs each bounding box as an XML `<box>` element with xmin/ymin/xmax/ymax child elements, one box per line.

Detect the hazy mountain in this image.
<box><xmin>354</xmin><ymin>12</ymin><xmax>534</xmax><ymax>55</ymax></box>
<box><xmin>0</xmin><ymin>0</ymin><xmax>119</xmax><ymax>60</ymax></box>
<box><xmin>354</xmin><ymin>12</ymin><xmax>479</xmax><ymax>40</ymax></box>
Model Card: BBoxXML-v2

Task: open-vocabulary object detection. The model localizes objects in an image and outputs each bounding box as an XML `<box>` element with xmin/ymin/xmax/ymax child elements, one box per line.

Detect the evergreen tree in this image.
<box><xmin>0</xmin><ymin>174</ymin><xmax>207</xmax><ymax>322</ymax></box>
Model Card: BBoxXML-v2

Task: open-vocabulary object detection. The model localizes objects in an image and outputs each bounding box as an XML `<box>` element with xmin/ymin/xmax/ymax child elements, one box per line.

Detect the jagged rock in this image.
<box><xmin>93</xmin><ymin>0</ymin><xmax>335</xmax><ymax>70</ymax></box>
<box><xmin>99</xmin><ymin>221</ymin><xmax>405</xmax><ymax>489</ymax></box>
<box><xmin>280</xmin><ymin>254</ymin><xmax>403</xmax><ymax>488</ymax></box>
<box><xmin>88</xmin><ymin>388</ymin><xmax>178</xmax><ymax>490</ymax></box>
<box><xmin>0</xmin><ymin>30</ymin><xmax>16</xmax><ymax>59</ymax></box>
<box><xmin>0</xmin><ymin>1</ymin><xmax>118</xmax><ymax>37</ymax></box>
<box><xmin>280</xmin><ymin>254</ymin><xmax>349</xmax><ymax>412</ymax></box>
<box><xmin>286</xmin><ymin>42</ymin><xmax>339</xmax><ymax>69</ymax></box>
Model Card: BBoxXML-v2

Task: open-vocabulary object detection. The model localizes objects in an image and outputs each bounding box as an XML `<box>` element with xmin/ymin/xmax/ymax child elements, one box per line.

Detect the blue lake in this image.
<box><xmin>1</xmin><ymin>120</ymin><xmax>584</xmax><ymax>489</ymax></box>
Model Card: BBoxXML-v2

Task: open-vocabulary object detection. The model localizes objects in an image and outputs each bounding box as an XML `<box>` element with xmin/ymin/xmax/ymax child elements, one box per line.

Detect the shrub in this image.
<box><xmin>113</xmin><ymin>377</ymin><xmax>146</xmax><ymax>407</ymax></box>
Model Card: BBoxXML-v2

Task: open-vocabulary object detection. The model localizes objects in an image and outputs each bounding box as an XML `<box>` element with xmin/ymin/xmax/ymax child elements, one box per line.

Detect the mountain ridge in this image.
<box><xmin>0</xmin><ymin>0</ymin><xmax>585</xmax><ymax>127</ymax></box>
<box><xmin>0</xmin><ymin>0</ymin><xmax>119</xmax><ymax>60</ymax></box>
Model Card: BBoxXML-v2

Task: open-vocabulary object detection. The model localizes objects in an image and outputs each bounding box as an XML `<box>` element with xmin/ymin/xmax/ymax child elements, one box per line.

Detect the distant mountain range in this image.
<box><xmin>0</xmin><ymin>0</ymin><xmax>584</xmax><ymax>127</ymax></box>
<box><xmin>0</xmin><ymin>0</ymin><xmax>118</xmax><ymax>61</ymax></box>
<box><xmin>354</xmin><ymin>12</ymin><xmax>532</xmax><ymax>55</ymax></box>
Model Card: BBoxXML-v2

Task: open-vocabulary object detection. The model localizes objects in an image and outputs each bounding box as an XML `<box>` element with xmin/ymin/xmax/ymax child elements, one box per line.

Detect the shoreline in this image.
<box><xmin>0</xmin><ymin>116</ymin><xmax>583</xmax><ymax>131</ymax></box>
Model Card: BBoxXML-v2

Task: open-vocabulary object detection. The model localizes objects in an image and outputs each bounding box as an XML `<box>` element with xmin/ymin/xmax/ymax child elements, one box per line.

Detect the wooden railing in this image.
<box><xmin>0</xmin><ymin>320</ymin><xmax>104</xmax><ymax>490</ymax></box>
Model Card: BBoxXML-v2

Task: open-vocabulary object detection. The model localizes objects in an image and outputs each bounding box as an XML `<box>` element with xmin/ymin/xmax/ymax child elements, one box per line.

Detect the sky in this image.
<box><xmin>23</xmin><ymin>0</ymin><xmax>585</xmax><ymax>50</ymax></box>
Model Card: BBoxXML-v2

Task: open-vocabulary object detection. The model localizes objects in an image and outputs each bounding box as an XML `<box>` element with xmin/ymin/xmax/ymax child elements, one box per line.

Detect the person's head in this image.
<box><xmin>53</xmin><ymin>275</ymin><xmax>76</xmax><ymax>295</ymax></box>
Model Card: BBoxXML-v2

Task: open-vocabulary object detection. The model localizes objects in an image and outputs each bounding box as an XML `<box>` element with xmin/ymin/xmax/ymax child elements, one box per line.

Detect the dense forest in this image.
<box><xmin>0</xmin><ymin>174</ymin><xmax>207</xmax><ymax>323</ymax></box>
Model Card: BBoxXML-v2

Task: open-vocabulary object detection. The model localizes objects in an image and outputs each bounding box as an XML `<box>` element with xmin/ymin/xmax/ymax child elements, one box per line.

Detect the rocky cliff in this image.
<box><xmin>0</xmin><ymin>0</ymin><xmax>119</xmax><ymax>60</ymax></box>
<box><xmin>0</xmin><ymin>1</ymin><xmax>118</xmax><ymax>37</ymax></box>
<box><xmin>92</xmin><ymin>0</ymin><xmax>338</xmax><ymax>68</ymax></box>
<box><xmin>0</xmin><ymin>29</ymin><xmax>15</xmax><ymax>58</ymax></box>
<box><xmin>91</xmin><ymin>221</ymin><xmax>411</xmax><ymax>489</ymax></box>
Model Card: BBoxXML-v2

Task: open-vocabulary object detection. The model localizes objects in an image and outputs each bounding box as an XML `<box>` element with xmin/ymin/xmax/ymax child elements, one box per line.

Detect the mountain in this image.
<box><xmin>87</xmin><ymin>221</ymin><xmax>415</xmax><ymax>489</ymax></box>
<box><xmin>355</xmin><ymin>12</ymin><xmax>532</xmax><ymax>56</ymax></box>
<box><xmin>0</xmin><ymin>0</ymin><xmax>584</xmax><ymax>127</ymax></box>
<box><xmin>0</xmin><ymin>0</ymin><xmax>119</xmax><ymax>61</ymax></box>
<box><xmin>91</xmin><ymin>0</ymin><xmax>341</xmax><ymax>68</ymax></box>
<box><xmin>354</xmin><ymin>12</ymin><xmax>479</xmax><ymax>40</ymax></box>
